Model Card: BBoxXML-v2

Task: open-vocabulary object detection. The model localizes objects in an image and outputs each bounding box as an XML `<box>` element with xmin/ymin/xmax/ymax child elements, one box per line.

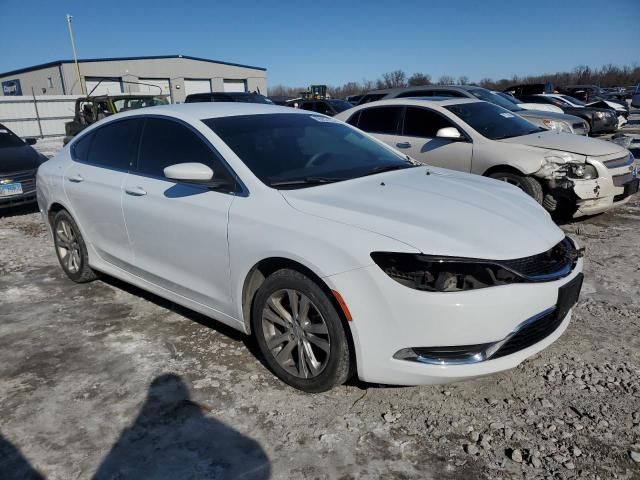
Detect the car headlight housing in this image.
<box><xmin>370</xmin><ymin>252</ymin><xmax>521</xmax><ymax>292</ymax></box>
<box><xmin>566</xmin><ymin>163</ymin><xmax>598</xmax><ymax>180</ymax></box>
<box><xmin>595</xmin><ymin>111</ymin><xmax>605</xmax><ymax>119</ymax></box>
<box><xmin>542</xmin><ymin>119</ymin><xmax>572</xmax><ymax>133</ymax></box>
<box><xmin>540</xmin><ymin>150</ymin><xmax>588</xmax><ymax>179</ymax></box>
<box><xmin>371</xmin><ymin>238</ymin><xmax>581</xmax><ymax>292</ymax></box>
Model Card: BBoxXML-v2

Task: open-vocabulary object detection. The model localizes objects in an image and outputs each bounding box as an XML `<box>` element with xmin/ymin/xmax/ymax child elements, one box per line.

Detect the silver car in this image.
<box><xmin>357</xmin><ymin>85</ymin><xmax>589</xmax><ymax>135</ymax></box>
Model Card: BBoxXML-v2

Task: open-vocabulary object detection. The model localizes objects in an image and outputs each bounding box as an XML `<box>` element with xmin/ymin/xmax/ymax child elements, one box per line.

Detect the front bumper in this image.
<box><xmin>570</xmin><ymin>155</ymin><xmax>638</xmax><ymax>217</ymax></box>
<box><xmin>324</xmin><ymin>256</ymin><xmax>583</xmax><ymax>386</ymax></box>
<box><xmin>0</xmin><ymin>192</ymin><xmax>37</xmax><ymax>209</ymax></box>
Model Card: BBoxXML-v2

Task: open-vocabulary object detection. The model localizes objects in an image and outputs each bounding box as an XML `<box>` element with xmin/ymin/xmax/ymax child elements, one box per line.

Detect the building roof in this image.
<box><xmin>0</xmin><ymin>54</ymin><xmax>266</xmax><ymax>78</ymax></box>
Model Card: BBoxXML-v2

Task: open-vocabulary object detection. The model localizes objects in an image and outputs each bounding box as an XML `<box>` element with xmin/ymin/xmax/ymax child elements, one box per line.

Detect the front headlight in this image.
<box><xmin>371</xmin><ymin>238</ymin><xmax>581</xmax><ymax>292</ymax></box>
<box><xmin>567</xmin><ymin>163</ymin><xmax>598</xmax><ymax>180</ymax></box>
<box><xmin>370</xmin><ymin>252</ymin><xmax>520</xmax><ymax>292</ymax></box>
<box><xmin>543</xmin><ymin>119</ymin><xmax>572</xmax><ymax>133</ymax></box>
<box><xmin>595</xmin><ymin>111</ymin><xmax>605</xmax><ymax>119</ymax></box>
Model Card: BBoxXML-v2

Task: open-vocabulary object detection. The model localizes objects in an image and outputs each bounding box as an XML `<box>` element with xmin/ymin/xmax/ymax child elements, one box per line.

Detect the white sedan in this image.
<box><xmin>336</xmin><ymin>98</ymin><xmax>638</xmax><ymax>217</ymax></box>
<box><xmin>37</xmin><ymin>103</ymin><xmax>584</xmax><ymax>392</ymax></box>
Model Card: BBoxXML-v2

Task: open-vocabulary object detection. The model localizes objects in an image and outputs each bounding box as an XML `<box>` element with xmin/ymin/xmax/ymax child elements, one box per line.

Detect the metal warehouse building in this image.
<box><xmin>0</xmin><ymin>54</ymin><xmax>267</xmax><ymax>103</ymax></box>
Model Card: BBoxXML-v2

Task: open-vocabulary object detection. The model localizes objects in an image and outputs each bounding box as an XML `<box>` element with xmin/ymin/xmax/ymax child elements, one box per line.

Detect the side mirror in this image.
<box><xmin>25</xmin><ymin>137</ymin><xmax>37</xmax><ymax>145</ymax></box>
<box><xmin>164</xmin><ymin>163</ymin><xmax>213</xmax><ymax>182</ymax></box>
<box><xmin>436</xmin><ymin>127</ymin><xmax>463</xmax><ymax>140</ymax></box>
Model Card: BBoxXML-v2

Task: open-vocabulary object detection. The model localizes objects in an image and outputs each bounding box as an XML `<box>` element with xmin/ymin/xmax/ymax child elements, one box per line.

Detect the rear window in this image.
<box><xmin>357</xmin><ymin>106</ymin><xmax>403</xmax><ymax>135</ymax></box>
<box><xmin>0</xmin><ymin>126</ymin><xmax>25</xmax><ymax>148</ymax></box>
<box><xmin>84</xmin><ymin>119</ymin><xmax>141</xmax><ymax>170</ymax></box>
<box><xmin>357</xmin><ymin>93</ymin><xmax>387</xmax><ymax>105</ymax></box>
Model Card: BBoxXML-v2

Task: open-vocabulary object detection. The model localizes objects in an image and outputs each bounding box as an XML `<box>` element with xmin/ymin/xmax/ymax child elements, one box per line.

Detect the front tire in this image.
<box><xmin>251</xmin><ymin>269</ymin><xmax>352</xmax><ymax>392</ymax></box>
<box><xmin>489</xmin><ymin>171</ymin><xmax>544</xmax><ymax>204</ymax></box>
<box><xmin>52</xmin><ymin>210</ymin><xmax>98</xmax><ymax>283</ymax></box>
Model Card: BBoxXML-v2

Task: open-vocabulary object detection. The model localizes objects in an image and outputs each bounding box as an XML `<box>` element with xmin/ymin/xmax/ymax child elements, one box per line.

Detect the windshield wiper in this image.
<box><xmin>270</xmin><ymin>176</ymin><xmax>346</xmax><ymax>188</ymax></box>
<box><xmin>363</xmin><ymin>164</ymin><xmax>417</xmax><ymax>177</ymax></box>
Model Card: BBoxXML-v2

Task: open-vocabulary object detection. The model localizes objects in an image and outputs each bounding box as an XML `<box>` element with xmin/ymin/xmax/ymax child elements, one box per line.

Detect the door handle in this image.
<box><xmin>66</xmin><ymin>174</ymin><xmax>84</xmax><ymax>183</ymax></box>
<box><xmin>125</xmin><ymin>186</ymin><xmax>147</xmax><ymax>197</ymax></box>
<box><xmin>396</xmin><ymin>142</ymin><xmax>412</xmax><ymax>149</ymax></box>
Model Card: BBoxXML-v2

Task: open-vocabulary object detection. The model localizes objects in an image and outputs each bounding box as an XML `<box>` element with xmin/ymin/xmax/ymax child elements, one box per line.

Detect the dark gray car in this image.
<box><xmin>357</xmin><ymin>85</ymin><xmax>589</xmax><ymax>135</ymax></box>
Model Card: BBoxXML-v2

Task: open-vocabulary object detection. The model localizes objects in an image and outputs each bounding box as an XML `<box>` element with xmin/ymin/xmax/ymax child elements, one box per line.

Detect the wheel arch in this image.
<box><xmin>47</xmin><ymin>202</ymin><xmax>68</xmax><ymax>226</ymax></box>
<box><xmin>482</xmin><ymin>164</ymin><xmax>527</xmax><ymax>177</ymax></box>
<box><xmin>241</xmin><ymin>256</ymin><xmax>357</xmax><ymax>375</ymax></box>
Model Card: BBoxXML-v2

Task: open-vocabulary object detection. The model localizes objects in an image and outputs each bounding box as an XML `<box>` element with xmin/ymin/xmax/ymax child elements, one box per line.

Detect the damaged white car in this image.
<box><xmin>336</xmin><ymin>98</ymin><xmax>638</xmax><ymax>217</ymax></box>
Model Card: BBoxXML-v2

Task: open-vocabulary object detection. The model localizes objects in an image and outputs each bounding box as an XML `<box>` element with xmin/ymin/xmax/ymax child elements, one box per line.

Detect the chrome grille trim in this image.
<box><xmin>603</xmin><ymin>154</ymin><xmax>633</xmax><ymax>169</ymax></box>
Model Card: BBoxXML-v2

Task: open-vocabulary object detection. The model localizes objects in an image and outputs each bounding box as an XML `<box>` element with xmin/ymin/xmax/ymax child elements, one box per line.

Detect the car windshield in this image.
<box><xmin>468</xmin><ymin>89</ymin><xmax>523</xmax><ymax>112</ymax></box>
<box><xmin>327</xmin><ymin>100</ymin><xmax>353</xmax><ymax>112</ymax></box>
<box><xmin>445</xmin><ymin>102</ymin><xmax>543</xmax><ymax>140</ymax></box>
<box><xmin>0</xmin><ymin>126</ymin><xmax>25</xmax><ymax>148</ymax></box>
<box><xmin>112</xmin><ymin>96</ymin><xmax>169</xmax><ymax>112</ymax></box>
<box><xmin>233</xmin><ymin>94</ymin><xmax>274</xmax><ymax>104</ymax></box>
<box><xmin>560</xmin><ymin>95</ymin><xmax>585</xmax><ymax>106</ymax></box>
<box><xmin>204</xmin><ymin>113</ymin><xmax>416</xmax><ymax>188</ymax></box>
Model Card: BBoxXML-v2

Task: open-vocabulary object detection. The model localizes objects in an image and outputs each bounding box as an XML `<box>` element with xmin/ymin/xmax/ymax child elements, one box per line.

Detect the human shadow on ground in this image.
<box><xmin>0</xmin><ymin>432</ymin><xmax>44</xmax><ymax>480</ymax></box>
<box><xmin>92</xmin><ymin>373</ymin><xmax>271</xmax><ymax>479</ymax></box>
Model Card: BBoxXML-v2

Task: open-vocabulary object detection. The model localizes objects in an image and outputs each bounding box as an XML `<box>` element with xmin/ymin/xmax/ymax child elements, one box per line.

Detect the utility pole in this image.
<box><xmin>66</xmin><ymin>14</ymin><xmax>86</xmax><ymax>95</ymax></box>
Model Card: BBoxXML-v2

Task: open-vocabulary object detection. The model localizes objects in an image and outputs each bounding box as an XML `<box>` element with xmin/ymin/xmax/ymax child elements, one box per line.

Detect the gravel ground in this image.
<box><xmin>1</xmin><ymin>115</ymin><xmax>640</xmax><ymax>480</ymax></box>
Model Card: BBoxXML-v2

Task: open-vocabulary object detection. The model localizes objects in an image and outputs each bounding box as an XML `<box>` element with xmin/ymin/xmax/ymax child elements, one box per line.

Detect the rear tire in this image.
<box><xmin>52</xmin><ymin>210</ymin><xmax>98</xmax><ymax>283</ymax></box>
<box><xmin>251</xmin><ymin>269</ymin><xmax>352</xmax><ymax>392</ymax></box>
<box><xmin>489</xmin><ymin>171</ymin><xmax>544</xmax><ymax>204</ymax></box>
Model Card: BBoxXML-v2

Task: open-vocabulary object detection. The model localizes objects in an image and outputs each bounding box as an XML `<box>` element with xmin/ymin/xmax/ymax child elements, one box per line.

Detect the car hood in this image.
<box><xmin>0</xmin><ymin>144</ymin><xmax>44</xmax><ymax>173</ymax></box>
<box><xmin>281</xmin><ymin>167</ymin><xmax>564</xmax><ymax>260</ymax></box>
<box><xmin>498</xmin><ymin>130</ymin><xmax>626</xmax><ymax>157</ymax></box>
<box><xmin>518</xmin><ymin>110</ymin><xmax>583</xmax><ymax>123</ymax></box>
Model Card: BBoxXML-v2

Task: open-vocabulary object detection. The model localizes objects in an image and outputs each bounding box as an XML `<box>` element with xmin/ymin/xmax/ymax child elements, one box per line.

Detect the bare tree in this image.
<box><xmin>408</xmin><ymin>73</ymin><xmax>432</xmax><ymax>86</ymax></box>
<box><xmin>457</xmin><ymin>75</ymin><xmax>469</xmax><ymax>85</ymax></box>
<box><xmin>436</xmin><ymin>75</ymin><xmax>455</xmax><ymax>85</ymax></box>
<box><xmin>379</xmin><ymin>70</ymin><xmax>407</xmax><ymax>89</ymax></box>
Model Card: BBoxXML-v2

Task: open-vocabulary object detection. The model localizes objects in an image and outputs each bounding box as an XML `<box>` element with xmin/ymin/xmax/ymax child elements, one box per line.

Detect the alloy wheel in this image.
<box><xmin>261</xmin><ymin>289</ymin><xmax>331</xmax><ymax>379</ymax></box>
<box><xmin>55</xmin><ymin>219</ymin><xmax>81</xmax><ymax>274</ymax></box>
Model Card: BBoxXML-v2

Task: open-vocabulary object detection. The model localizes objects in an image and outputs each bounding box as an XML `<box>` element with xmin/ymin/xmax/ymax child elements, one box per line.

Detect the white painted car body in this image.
<box><xmin>335</xmin><ymin>98</ymin><xmax>637</xmax><ymax>217</ymax></box>
<box><xmin>516</xmin><ymin>102</ymin><xmax>564</xmax><ymax>114</ymax></box>
<box><xmin>542</xmin><ymin>94</ymin><xmax>628</xmax><ymax>128</ymax></box>
<box><xmin>37</xmin><ymin>103</ymin><xmax>583</xmax><ymax>386</ymax></box>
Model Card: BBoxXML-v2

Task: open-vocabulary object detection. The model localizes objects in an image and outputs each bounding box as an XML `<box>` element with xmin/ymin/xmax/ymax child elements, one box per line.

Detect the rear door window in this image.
<box><xmin>356</xmin><ymin>106</ymin><xmax>403</xmax><ymax>134</ymax></box>
<box><xmin>85</xmin><ymin>119</ymin><xmax>142</xmax><ymax>170</ymax></box>
<box><xmin>403</xmin><ymin>107</ymin><xmax>456</xmax><ymax>138</ymax></box>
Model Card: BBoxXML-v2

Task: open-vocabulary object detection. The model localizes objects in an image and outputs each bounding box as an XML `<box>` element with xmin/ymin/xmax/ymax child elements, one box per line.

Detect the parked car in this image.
<box><xmin>631</xmin><ymin>85</ymin><xmax>640</xmax><ymax>108</ymax></box>
<box><xmin>541</xmin><ymin>94</ymin><xmax>630</xmax><ymax>127</ymax></box>
<box><xmin>511</xmin><ymin>94</ymin><xmax>618</xmax><ymax>134</ymax></box>
<box><xmin>335</xmin><ymin>98</ymin><xmax>638</xmax><ymax>217</ymax></box>
<box><xmin>0</xmin><ymin>124</ymin><xmax>48</xmax><ymax>209</ymax></box>
<box><xmin>356</xmin><ymin>85</ymin><xmax>588</xmax><ymax>135</ymax></box>
<box><xmin>493</xmin><ymin>91</ymin><xmax>564</xmax><ymax>114</ymax></box>
<box><xmin>185</xmin><ymin>92</ymin><xmax>274</xmax><ymax>104</ymax></box>
<box><xmin>562</xmin><ymin>85</ymin><xmax>624</xmax><ymax>103</ymax></box>
<box><xmin>297</xmin><ymin>99</ymin><xmax>353</xmax><ymax>116</ymax></box>
<box><xmin>37</xmin><ymin>103</ymin><xmax>585</xmax><ymax>391</ymax></box>
<box><xmin>345</xmin><ymin>94</ymin><xmax>363</xmax><ymax>105</ymax></box>
<box><xmin>64</xmin><ymin>94</ymin><xmax>169</xmax><ymax>143</ymax></box>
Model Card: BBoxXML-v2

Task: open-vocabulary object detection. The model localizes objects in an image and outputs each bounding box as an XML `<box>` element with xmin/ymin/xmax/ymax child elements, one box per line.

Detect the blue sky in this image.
<box><xmin>0</xmin><ymin>0</ymin><xmax>638</xmax><ymax>87</ymax></box>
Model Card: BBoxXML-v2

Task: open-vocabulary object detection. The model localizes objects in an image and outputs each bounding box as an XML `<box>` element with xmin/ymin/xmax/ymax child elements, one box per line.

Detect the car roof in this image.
<box><xmin>355</xmin><ymin>97</ymin><xmax>481</xmax><ymax>108</ymax></box>
<box><xmin>363</xmin><ymin>84</ymin><xmax>480</xmax><ymax>96</ymax></box>
<box><xmin>113</xmin><ymin>102</ymin><xmax>310</xmax><ymax>122</ymax></box>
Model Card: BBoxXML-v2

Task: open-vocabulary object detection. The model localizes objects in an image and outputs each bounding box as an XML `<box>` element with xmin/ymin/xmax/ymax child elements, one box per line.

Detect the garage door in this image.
<box><xmin>85</xmin><ymin>77</ymin><xmax>122</xmax><ymax>95</ymax></box>
<box><xmin>184</xmin><ymin>79</ymin><xmax>212</xmax><ymax>96</ymax></box>
<box><xmin>223</xmin><ymin>80</ymin><xmax>247</xmax><ymax>93</ymax></box>
<box><xmin>138</xmin><ymin>78</ymin><xmax>171</xmax><ymax>100</ymax></box>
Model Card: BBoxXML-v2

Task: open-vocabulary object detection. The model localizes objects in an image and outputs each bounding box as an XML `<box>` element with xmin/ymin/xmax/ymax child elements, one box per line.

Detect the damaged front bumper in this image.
<box><xmin>536</xmin><ymin>152</ymin><xmax>638</xmax><ymax>217</ymax></box>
